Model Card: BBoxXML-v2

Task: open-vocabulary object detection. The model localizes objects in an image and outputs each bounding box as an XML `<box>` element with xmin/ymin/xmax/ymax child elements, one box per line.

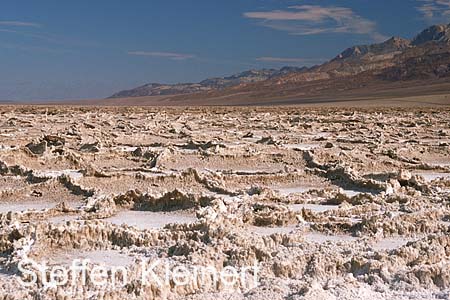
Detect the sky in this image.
<box><xmin>1</xmin><ymin>0</ymin><xmax>449</xmax><ymax>101</ymax></box>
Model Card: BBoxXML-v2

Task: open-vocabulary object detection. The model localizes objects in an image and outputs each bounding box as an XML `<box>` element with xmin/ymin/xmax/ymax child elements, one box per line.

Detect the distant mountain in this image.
<box><xmin>109</xmin><ymin>23</ymin><xmax>450</xmax><ymax>104</ymax></box>
<box><xmin>412</xmin><ymin>24</ymin><xmax>450</xmax><ymax>46</ymax></box>
<box><xmin>109</xmin><ymin>67</ymin><xmax>307</xmax><ymax>98</ymax></box>
<box><xmin>273</xmin><ymin>23</ymin><xmax>450</xmax><ymax>85</ymax></box>
<box><xmin>334</xmin><ymin>37</ymin><xmax>411</xmax><ymax>61</ymax></box>
<box><xmin>109</xmin><ymin>83</ymin><xmax>210</xmax><ymax>98</ymax></box>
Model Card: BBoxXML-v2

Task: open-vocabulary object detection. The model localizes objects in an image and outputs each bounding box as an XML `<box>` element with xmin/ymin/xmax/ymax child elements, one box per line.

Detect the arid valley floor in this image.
<box><xmin>0</xmin><ymin>106</ymin><xmax>449</xmax><ymax>299</ymax></box>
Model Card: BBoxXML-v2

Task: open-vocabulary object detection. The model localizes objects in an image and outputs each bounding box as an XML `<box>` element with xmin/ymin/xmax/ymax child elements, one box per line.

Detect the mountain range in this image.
<box><xmin>108</xmin><ymin>23</ymin><xmax>450</xmax><ymax>105</ymax></box>
<box><xmin>109</xmin><ymin>67</ymin><xmax>307</xmax><ymax>98</ymax></box>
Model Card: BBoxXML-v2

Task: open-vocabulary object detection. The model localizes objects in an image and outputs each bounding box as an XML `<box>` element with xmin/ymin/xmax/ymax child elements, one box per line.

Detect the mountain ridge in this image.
<box><xmin>109</xmin><ymin>67</ymin><xmax>307</xmax><ymax>98</ymax></box>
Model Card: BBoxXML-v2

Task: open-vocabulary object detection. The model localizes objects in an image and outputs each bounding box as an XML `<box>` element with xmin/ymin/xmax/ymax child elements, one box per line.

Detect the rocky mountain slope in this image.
<box><xmin>109</xmin><ymin>23</ymin><xmax>450</xmax><ymax>103</ymax></box>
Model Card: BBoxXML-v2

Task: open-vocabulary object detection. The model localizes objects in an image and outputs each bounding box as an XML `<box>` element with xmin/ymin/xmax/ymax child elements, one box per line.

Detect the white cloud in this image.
<box><xmin>0</xmin><ymin>28</ymin><xmax>61</xmax><ymax>44</ymax></box>
<box><xmin>128</xmin><ymin>51</ymin><xmax>195</xmax><ymax>60</ymax></box>
<box><xmin>244</xmin><ymin>5</ymin><xmax>387</xmax><ymax>42</ymax></box>
<box><xmin>0</xmin><ymin>29</ymin><xmax>17</xmax><ymax>34</ymax></box>
<box><xmin>256</xmin><ymin>56</ymin><xmax>324</xmax><ymax>64</ymax></box>
<box><xmin>417</xmin><ymin>0</ymin><xmax>450</xmax><ymax>23</ymax></box>
<box><xmin>0</xmin><ymin>21</ymin><xmax>41</xmax><ymax>27</ymax></box>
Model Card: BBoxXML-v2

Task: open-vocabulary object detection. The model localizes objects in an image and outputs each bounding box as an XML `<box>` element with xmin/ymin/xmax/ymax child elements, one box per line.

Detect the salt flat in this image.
<box><xmin>0</xmin><ymin>106</ymin><xmax>449</xmax><ymax>300</ymax></box>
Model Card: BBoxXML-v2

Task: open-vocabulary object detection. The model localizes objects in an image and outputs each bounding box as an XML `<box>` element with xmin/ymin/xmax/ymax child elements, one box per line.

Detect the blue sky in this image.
<box><xmin>1</xmin><ymin>0</ymin><xmax>449</xmax><ymax>101</ymax></box>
